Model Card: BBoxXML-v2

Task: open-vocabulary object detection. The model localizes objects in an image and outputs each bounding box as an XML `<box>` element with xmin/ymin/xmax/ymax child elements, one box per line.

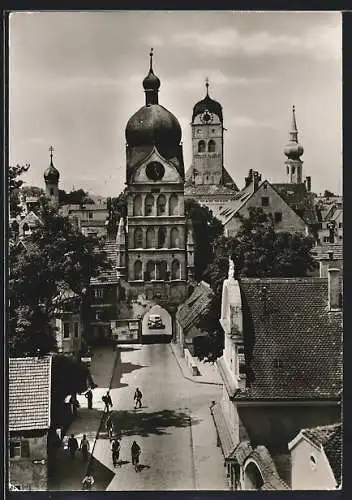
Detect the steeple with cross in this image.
<box><xmin>44</xmin><ymin>145</ymin><xmax>60</xmax><ymax>208</ymax></box>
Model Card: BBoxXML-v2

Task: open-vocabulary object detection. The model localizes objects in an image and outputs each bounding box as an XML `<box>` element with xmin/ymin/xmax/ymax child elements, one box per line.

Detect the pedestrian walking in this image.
<box><xmin>67</xmin><ymin>434</ymin><xmax>78</xmax><ymax>460</ymax></box>
<box><xmin>134</xmin><ymin>387</ymin><xmax>143</xmax><ymax>409</ymax></box>
<box><xmin>111</xmin><ymin>438</ymin><xmax>121</xmax><ymax>467</ymax></box>
<box><xmin>80</xmin><ymin>434</ymin><xmax>90</xmax><ymax>462</ymax></box>
<box><xmin>131</xmin><ymin>441</ymin><xmax>141</xmax><ymax>472</ymax></box>
<box><xmin>85</xmin><ymin>388</ymin><xmax>93</xmax><ymax>409</ymax></box>
<box><xmin>69</xmin><ymin>394</ymin><xmax>79</xmax><ymax>418</ymax></box>
<box><xmin>82</xmin><ymin>474</ymin><xmax>94</xmax><ymax>490</ymax></box>
<box><xmin>102</xmin><ymin>390</ymin><xmax>113</xmax><ymax>413</ymax></box>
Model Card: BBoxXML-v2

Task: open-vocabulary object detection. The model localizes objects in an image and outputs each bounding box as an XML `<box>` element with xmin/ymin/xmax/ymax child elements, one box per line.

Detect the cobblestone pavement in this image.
<box><xmin>50</xmin><ymin>343</ymin><xmax>227</xmax><ymax>491</ymax></box>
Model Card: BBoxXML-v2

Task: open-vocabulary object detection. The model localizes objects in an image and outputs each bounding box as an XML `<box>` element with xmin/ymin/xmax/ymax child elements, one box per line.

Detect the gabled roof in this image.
<box><xmin>19</xmin><ymin>210</ymin><xmax>43</xmax><ymax>228</ymax></box>
<box><xmin>272</xmin><ymin>183</ymin><xmax>318</xmax><ymax>225</ymax></box>
<box><xmin>176</xmin><ymin>281</ymin><xmax>213</xmax><ymax>334</ymax></box>
<box><xmin>291</xmin><ymin>423</ymin><xmax>342</xmax><ymax>486</ymax></box>
<box><xmin>90</xmin><ymin>240</ymin><xmax>117</xmax><ymax>285</ymax></box>
<box><xmin>9</xmin><ymin>356</ymin><xmax>52</xmax><ymax>431</ymax></box>
<box><xmin>311</xmin><ymin>243</ymin><xmax>343</xmax><ymax>261</ymax></box>
<box><xmin>236</xmin><ymin>277</ymin><xmax>342</xmax><ymax>400</ymax></box>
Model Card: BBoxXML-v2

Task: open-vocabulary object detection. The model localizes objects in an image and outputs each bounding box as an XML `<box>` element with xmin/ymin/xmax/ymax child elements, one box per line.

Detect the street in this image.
<box><xmin>50</xmin><ymin>343</ymin><xmax>227</xmax><ymax>491</ymax></box>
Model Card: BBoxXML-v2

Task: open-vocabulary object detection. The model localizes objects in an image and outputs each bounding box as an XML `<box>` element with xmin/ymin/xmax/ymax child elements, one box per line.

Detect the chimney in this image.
<box><xmin>306</xmin><ymin>176</ymin><xmax>311</xmax><ymax>192</ymax></box>
<box><xmin>328</xmin><ymin>268</ymin><xmax>340</xmax><ymax>310</ymax></box>
<box><xmin>253</xmin><ymin>171</ymin><xmax>260</xmax><ymax>192</ymax></box>
<box><xmin>245</xmin><ymin>169</ymin><xmax>253</xmax><ymax>188</ymax></box>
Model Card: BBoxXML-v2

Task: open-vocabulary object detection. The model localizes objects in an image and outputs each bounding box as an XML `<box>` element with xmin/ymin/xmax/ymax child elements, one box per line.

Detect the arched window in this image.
<box><xmin>146</xmin><ymin>228</ymin><xmax>155</xmax><ymax>248</ymax></box>
<box><xmin>292</xmin><ymin>166</ymin><xmax>295</xmax><ymax>175</ymax></box>
<box><xmin>198</xmin><ymin>140</ymin><xmax>205</xmax><ymax>153</ymax></box>
<box><xmin>145</xmin><ymin>194</ymin><xmax>154</xmax><ymax>216</ymax></box>
<box><xmin>171</xmin><ymin>259</ymin><xmax>180</xmax><ymax>280</ymax></box>
<box><xmin>169</xmin><ymin>194</ymin><xmax>178</xmax><ymax>216</ymax></box>
<box><xmin>157</xmin><ymin>227</ymin><xmax>166</xmax><ymax>248</ymax></box>
<box><xmin>146</xmin><ymin>261</ymin><xmax>155</xmax><ymax>281</ymax></box>
<box><xmin>156</xmin><ymin>261</ymin><xmax>167</xmax><ymax>280</ymax></box>
<box><xmin>286</xmin><ymin>166</ymin><xmax>289</xmax><ymax>175</ymax></box>
<box><xmin>244</xmin><ymin>462</ymin><xmax>264</xmax><ymax>490</ymax></box>
<box><xmin>133</xmin><ymin>195</ymin><xmax>142</xmax><ymax>216</ymax></box>
<box><xmin>208</xmin><ymin>139</ymin><xmax>216</xmax><ymax>153</ymax></box>
<box><xmin>157</xmin><ymin>194</ymin><xmax>166</xmax><ymax>216</ymax></box>
<box><xmin>134</xmin><ymin>260</ymin><xmax>142</xmax><ymax>280</ymax></box>
<box><xmin>22</xmin><ymin>222</ymin><xmax>29</xmax><ymax>234</ymax></box>
<box><xmin>170</xmin><ymin>227</ymin><xmax>179</xmax><ymax>248</ymax></box>
<box><xmin>134</xmin><ymin>228</ymin><xmax>143</xmax><ymax>248</ymax></box>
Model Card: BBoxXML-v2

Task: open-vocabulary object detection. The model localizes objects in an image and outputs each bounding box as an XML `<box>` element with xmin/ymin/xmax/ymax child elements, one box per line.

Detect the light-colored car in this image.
<box><xmin>148</xmin><ymin>314</ymin><xmax>165</xmax><ymax>329</ymax></box>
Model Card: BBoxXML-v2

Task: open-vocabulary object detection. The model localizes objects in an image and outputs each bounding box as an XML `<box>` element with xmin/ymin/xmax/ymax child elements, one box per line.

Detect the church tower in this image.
<box><xmin>123</xmin><ymin>49</ymin><xmax>188</xmax><ymax>305</ymax></box>
<box><xmin>44</xmin><ymin>146</ymin><xmax>60</xmax><ymax>208</ymax></box>
<box><xmin>184</xmin><ymin>81</ymin><xmax>238</xmax><ymax>212</ymax></box>
<box><xmin>284</xmin><ymin>105</ymin><xmax>304</xmax><ymax>184</ymax></box>
<box><xmin>191</xmin><ymin>79</ymin><xmax>224</xmax><ymax>186</ymax></box>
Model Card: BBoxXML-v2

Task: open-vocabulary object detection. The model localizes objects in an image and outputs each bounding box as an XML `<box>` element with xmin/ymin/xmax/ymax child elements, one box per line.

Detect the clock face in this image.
<box><xmin>146</xmin><ymin>161</ymin><xmax>165</xmax><ymax>181</ymax></box>
<box><xmin>201</xmin><ymin>110</ymin><xmax>213</xmax><ymax>123</ymax></box>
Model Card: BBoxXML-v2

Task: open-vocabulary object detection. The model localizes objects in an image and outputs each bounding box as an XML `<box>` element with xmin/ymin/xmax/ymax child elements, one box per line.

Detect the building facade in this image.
<box><xmin>116</xmin><ymin>50</ymin><xmax>193</xmax><ymax>322</ymax></box>
<box><xmin>184</xmin><ymin>80</ymin><xmax>238</xmax><ymax>212</ymax></box>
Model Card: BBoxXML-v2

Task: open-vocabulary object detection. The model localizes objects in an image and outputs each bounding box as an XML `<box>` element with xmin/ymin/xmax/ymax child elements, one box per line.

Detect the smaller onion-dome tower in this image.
<box><xmin>44</xmin><ymin>146</ymin><xmax>60</xmax><ymax>208</ymax></box>
<box><xmin>284</xmin><ymin>106</ymin><xmax>304</xmax><ymax>184</ymax></box>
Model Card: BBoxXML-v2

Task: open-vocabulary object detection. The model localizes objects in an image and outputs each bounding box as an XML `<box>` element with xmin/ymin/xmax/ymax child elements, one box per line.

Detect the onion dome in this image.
<box><xmin>125</xmin><ymin>49</ymin><xmax>182</xmax><ymax>148</ymax></box>
<box><xmin>192</xmin><ymin>79</ymin><xmax>223</xmax><ymax>123</ymax></box>
<box><xmin>284</xmin><ymin>105</ymin><xmax>304</xmax><ymax>160</ymax></box>
<box><xmin>44</xmin><ymin>146</ymin><xmax>60</xmax><ymax>183</ymax></box>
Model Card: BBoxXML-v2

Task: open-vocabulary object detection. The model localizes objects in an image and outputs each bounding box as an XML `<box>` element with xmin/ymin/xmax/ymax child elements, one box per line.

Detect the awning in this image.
<box><xmin>210</xmin><ymin>403</ymin><xmax>237</xmax><ymax>461</ymax></box>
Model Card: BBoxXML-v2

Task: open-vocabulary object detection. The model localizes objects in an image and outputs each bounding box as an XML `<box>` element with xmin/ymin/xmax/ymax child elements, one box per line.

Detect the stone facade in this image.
<box><xmin>9</xmin><ymin>432</ymin><xmax>48</xmax><ymax>491</ymax></box>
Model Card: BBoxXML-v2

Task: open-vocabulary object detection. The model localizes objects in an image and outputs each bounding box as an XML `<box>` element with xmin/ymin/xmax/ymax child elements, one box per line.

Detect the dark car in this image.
<box><xmin>147</xmin><ymin>314</ymin><xmax>165</xmax><ymax>329</ymax></box>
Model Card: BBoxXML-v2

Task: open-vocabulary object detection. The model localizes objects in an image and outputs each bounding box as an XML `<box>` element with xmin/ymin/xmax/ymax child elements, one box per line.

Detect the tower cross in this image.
<box><xmin>149</xmin><ymin>47</ymin><xmax>154</xmax><ymax>71</ymax></box>
<box><xmin>49</xmin><ymin>145</ymin><xmax>54</xmax><ymax>165</ymax></box>
<box><xmin>205</xmin><ymin>77</ymin><xmax>209</xmax><ymax>95</ymax></box>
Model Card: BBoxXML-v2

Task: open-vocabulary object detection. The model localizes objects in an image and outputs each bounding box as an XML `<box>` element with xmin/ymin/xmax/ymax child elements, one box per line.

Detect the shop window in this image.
<box><xmin>63</xmin><ymin>323</ymin><xmax>70</xmax><ymax>339</ymax></box>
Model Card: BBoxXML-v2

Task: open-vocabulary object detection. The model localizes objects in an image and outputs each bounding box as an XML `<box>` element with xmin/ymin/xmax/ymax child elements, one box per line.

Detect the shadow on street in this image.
<box><xmin>109</xmin><ymin>409</ymin><xmax>201</xmax><ymax>437</ymax></box>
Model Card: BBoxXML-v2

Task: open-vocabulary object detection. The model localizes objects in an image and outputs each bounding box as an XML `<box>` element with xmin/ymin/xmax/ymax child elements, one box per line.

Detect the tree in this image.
<box><xmin>324</xmin><ymin>189</ymin><xmax>336</xmax><ymax>198</ymax></box>
<box><xmin>185</xmin><ymin>198</ymin><xmax>223</xmax><ymax>281</ymax></box>
<box><xmin>58</xmin><ymin>188</ymin><xmax>93</xmax><ymax>206</ymax></box>
<box><xmin>197</xmin><ymin>207</ymin><xmax>317</xmax><ymax>362</ymax></box>
<box><xmin>8</xmin><ymin>197</ymin><xmax>112</xmax><ymax>356</ymax></box>
<box><xmin>22</xmin><ymin>185</ymin><xmax>45</xmax><ymax>198</ymax></box>
<box><xmin>9</xmin><ymin>164</ymin><xmax>30</xmax><ymax>217</ymax></box>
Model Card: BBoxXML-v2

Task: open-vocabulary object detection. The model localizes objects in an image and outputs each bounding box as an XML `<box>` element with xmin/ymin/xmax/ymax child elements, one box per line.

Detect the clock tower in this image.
<box><xmin>121</xmin><ymin>49</ymin><xmax>191</xmax><ymax>306</ymax></box>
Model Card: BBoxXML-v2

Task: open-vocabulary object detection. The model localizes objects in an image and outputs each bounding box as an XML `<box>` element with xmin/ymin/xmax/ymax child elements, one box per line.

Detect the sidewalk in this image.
<box><xmin>169</xmin><ymin>342</ymin><xmax>222</xmax><ymax>386</ymax></box>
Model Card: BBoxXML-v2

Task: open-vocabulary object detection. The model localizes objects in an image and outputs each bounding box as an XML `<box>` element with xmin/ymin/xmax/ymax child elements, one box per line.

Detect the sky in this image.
<box><xmin>9</xmin><ymin>11</ymin><xmax>342</xmax><ymax>197</ymax></box>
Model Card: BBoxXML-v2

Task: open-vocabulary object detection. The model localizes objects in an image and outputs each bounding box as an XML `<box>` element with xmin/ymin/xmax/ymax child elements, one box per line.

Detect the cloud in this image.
<box><xmin>170</xmin><ymin>23</ymin><xmax>341</xmax><ymax>60</ymax></box>
<box><xmin>227</xmin><ymin>116</ymin><xmax>276</xmax><ymax>129</ymax></box>
<box><xmin>165</xmin><ymin>69</ymin><xmax>272</xmax><ymax>90</ymax></box>
<box><xmin>141</xmin><ymin>34</ymin><xmax>164</xmax><ymax>48</ymax></box>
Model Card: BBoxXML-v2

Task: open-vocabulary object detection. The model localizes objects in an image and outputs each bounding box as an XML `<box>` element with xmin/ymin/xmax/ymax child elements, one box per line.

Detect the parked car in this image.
<box><xmin>148</xmin><ymin>314</ymin><xmax>165</xmax><ymax>329</ymax></box>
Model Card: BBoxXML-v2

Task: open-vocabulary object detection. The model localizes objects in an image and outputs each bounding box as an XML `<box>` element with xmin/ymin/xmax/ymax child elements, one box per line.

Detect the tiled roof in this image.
<box><xmin>272</xmin><ymin>183</ymin><xmax>318</xmax><ymax>225</ymax></box>
<box><xmin>184</xmin><ymin>166</ymin><xmax>239</xmax><ymax>192</ymax></box>
<box><xmin>311</xmin><ymin>243</ymin><xmax>343</xmax><ymax>261</ymax></box>
<box><xmin>80</xmin><ymin>219</ymin><xmax>108</xmax><ymax>227</ymax></box>
<box><xmin>302</xmin><ymin>423</ymin><xmax>342</xmax><ymax>485</ymax></box>
<box><xmin>236</xmin><ymin>278</ymin><xmax>342</xmax><ymax>400</ymax></box>
<box><xmin>53</xmin><ymin>281</ymin><xmax>79</xmax><ymax>304</ymax></box>
<box><xmin>176</xmin><ymin>281</ymin><xmax>213</xmax><ymax>334</ymax></box>
<box><xmin>9</xmin><ymin>356</ymin><xmax>52</xmax><ymax>431</ymax></box>
<box><xmin>90</xmin><ymin>240</ymin><xmax>117</xmax><ymax>285</ymax></box>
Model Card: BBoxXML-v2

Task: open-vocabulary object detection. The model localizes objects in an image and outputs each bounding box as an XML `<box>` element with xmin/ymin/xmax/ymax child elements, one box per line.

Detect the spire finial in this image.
<box><xmin>149</xmin><ymin>48</ymin><xmax>154</xmax><ymax>72</ymax></box>
<box><xmin>291</xmin><ymin>104</ymin><xmax>298</xmax><ymax>134</ymax></box>
<box><xmin>205</xmin><ymin>77</ymin><xmax>209</xmax><ymax>96</ymax></box>
<box><xmin>49</xmin><ymin>145</ymin><xmax>54</xmax><ymax>166</ymax></box>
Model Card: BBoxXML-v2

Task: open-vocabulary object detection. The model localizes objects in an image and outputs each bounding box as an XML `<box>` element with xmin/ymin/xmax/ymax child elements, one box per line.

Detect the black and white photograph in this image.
<box><xmin>7</xmin><ymin>10</ymin><xmax>342</xmax><ymax>491</ymax></box>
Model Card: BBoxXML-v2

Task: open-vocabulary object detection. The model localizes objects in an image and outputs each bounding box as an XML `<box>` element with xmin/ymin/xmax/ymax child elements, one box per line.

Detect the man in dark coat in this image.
<box><xmin>102</xmin><ymin>390</ymin><xmax>113</xmax><ymax>413</ymax></box>
<box><xmin>67</xmin><ymin>433</ymin><xmax>79</xmax><ymax>459</ymax></box>
<box><xmin>85</xmin><ymin>388</ymin><xmax>93</xmax><ymax>409</ymax></box>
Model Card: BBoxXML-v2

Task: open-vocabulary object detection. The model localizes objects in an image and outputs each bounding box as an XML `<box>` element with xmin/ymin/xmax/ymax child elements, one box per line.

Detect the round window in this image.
<box><xmin>146</xmin><ymin>162</ymin><xmax>165</xmax><ymax>181</ymax></box>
